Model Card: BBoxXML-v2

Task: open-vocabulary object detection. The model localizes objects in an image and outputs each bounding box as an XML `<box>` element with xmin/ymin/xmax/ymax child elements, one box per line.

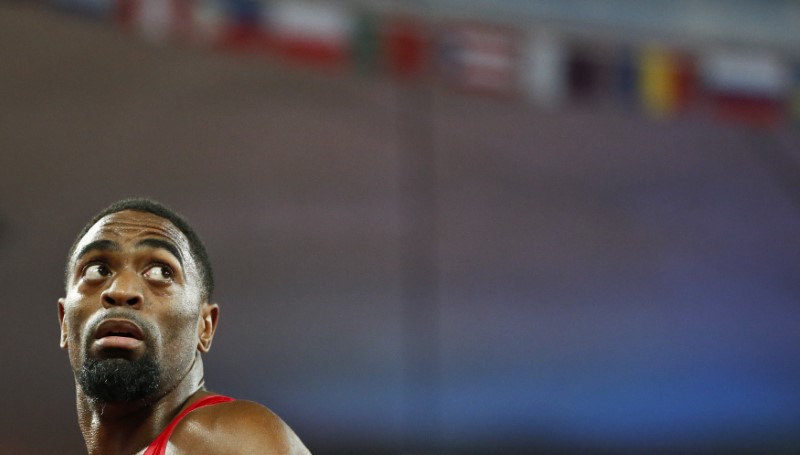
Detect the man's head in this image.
<box><xmin>64</xmin><ymin>198</ymin><xmax>214</xmax><ymax>300</ymax></box>
<box><xmin>58</xmin><ymin>198</ymin><xmax>218</xmax><ymax>404</ymax></box>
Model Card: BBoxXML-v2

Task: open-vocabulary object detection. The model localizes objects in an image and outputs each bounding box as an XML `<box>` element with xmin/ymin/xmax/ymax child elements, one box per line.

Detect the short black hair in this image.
<box><xmin>65</xmin><ymin>198</ymin><xmax>214</xmax><ymax>300</ymax></box>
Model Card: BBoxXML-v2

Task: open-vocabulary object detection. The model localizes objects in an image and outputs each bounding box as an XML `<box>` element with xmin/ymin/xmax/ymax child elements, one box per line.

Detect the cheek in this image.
<box><xmin>63</xmin><ymin>302</ymin><xmax>88</xmax><ymax>345</ymax></box>
<box><xmin>63</xmin><ymin>284</ymin><xmax>102</xmax><ymax>333</ymax></box>
<box><xmin>62</xmin><ymin>305</ymin><xmax>89</xmax><ymax>369</ymax></box>
<box><xmin>162</xmin><ymin>302</ymin><xmax>201</xmax><ymax>346</ymax></box>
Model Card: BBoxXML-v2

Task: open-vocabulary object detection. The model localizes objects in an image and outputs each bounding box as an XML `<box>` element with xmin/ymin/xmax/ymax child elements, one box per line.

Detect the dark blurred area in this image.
<box><xmin>1</xmin><ymin>0</ymin><xmax>800</xmax><ymax>453</ymax></box>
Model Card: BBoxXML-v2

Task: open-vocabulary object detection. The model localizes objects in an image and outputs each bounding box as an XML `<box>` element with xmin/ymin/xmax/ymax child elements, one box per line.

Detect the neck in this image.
<box><xmin>75</xmin><ymin>353</ymin><xmax>207</xmax><ymax>455</ymax></box>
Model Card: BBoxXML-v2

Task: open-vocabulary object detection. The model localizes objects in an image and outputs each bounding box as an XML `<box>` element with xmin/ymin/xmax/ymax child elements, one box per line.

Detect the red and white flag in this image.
<box><xmin>438</xmin><ymin>22</ymin><xmax>518</xmax><ymax>95</ymax></box>
<box><xmin>702</xmin><ymin>49</ymin><xmax>790</xmax><ymax>126</ymax></box>
<box><xmin>266</xmin><ymin>1</ymin><xmax>353</xmax><ymax>69</ymax></box>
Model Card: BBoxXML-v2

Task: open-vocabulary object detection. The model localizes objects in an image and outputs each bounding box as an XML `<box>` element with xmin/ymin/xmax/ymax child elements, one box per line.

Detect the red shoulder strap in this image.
<box><xmin>143</xmin><ymin>394</ymin><xmax>234</xmax><ymax>455</ymax></box>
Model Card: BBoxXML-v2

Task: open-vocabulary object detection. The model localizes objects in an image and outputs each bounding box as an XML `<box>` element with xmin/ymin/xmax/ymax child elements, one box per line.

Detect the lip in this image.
<box><xmin>95</xmin><ymin>319</ymin><xmax>144</xmax><ymax>340</ymax></box>
<box><xmin>93</xmin><ymin>319</ymin><xmax>145</xmax><ymax>350</ymax></box>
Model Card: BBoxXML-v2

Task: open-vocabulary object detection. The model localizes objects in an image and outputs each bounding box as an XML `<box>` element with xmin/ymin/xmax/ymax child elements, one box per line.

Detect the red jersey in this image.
<box><xmin>143</xmin><ymin>394</ymin><xmax>234</xmax><ymax>455</ymax></box>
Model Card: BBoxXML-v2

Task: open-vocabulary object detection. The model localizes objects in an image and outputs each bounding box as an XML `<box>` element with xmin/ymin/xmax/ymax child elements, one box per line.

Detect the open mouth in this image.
<box><xmin>93</xmin><ymin>319</ymin><xmax>145</xmax><ymax>349</ymax></box>
<box><xmin>95</xmin><ymin>320</ymin><xmax>144</xmax><ymax>340</ymax></box>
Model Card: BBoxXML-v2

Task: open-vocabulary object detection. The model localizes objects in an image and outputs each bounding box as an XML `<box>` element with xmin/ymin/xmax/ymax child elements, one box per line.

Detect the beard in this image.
<box><xmin>76</xmin><ymin>311</ymin><xmax>163</xmax><ymax>404</ymax></box>
<box><xmin>77</xmin><ymin>353</ymin><xmax>161</xmax><ymax>403</ymax></box>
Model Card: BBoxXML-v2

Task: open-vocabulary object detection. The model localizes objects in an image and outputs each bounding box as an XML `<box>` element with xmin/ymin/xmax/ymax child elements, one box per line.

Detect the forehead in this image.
<box><xmin>73</xmin><ymin>210</ymin><xmax>190</xmax><ymax>259</ymax></box>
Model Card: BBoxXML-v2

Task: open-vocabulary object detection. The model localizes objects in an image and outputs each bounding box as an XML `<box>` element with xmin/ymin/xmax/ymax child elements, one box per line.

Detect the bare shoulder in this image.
<box><xmin>170</xmin><ymin>399</ymin><xmax>310</xmax><ymax>454</ymax></box>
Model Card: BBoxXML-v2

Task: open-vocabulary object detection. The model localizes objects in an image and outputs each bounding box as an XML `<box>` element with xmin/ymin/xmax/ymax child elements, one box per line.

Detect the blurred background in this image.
<box><xmin>1</xmin><ymin>0</ymin><xmax>800</xmax><ymax>453</ymax></box>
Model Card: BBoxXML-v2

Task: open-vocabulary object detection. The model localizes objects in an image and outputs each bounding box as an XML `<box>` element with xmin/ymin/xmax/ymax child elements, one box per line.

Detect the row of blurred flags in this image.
<box><xmin>55</xmin><ymin>0</ymin><xmax>800</xmax><ymax>128</ymax></box>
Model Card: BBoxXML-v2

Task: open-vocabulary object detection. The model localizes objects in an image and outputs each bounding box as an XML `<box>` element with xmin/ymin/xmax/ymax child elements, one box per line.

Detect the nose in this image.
<box><xmin>101</xmin><ymin>271</ymin><xmax>143</xmax><ymax>308</ymax></box>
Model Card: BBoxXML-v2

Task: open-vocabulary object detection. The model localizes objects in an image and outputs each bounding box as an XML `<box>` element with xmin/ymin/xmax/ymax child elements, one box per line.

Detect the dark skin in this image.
<box><xmin>58</xmin><ymin>210</ymin><xmax>309</xmax><ymax>454</ymax></box>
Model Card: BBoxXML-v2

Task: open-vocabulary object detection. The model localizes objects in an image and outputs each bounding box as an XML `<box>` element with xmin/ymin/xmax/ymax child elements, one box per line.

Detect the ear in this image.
<box><xmin>57</xmin><ymin>298</ymin><xmax>68</xmax><ymax>349</ymax></box>
<box><xmin>197</xmin><ymin>302</ymin><xmax>219</xmax><ymax>353</ymax></box>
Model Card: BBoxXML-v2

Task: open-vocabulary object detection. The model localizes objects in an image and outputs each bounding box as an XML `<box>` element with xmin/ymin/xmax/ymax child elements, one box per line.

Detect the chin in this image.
<box><xmin>77</xmin><ymin>354</ymin><xmax>162</xmax><ymax>403</ymax></box>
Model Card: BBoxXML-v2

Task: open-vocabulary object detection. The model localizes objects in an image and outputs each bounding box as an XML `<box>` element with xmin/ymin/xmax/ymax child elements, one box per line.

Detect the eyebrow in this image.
<box><xmin>75</xmin><ymin>239</ymin><xmax>120</xmax><ymax>262</ymax></box>
<box><xmin>74</xmin><ymin>238</ymin><xmax>184</xmax><ymax>267</ymax></box>
<box><xmin>135</xmin><ymin>238</ymin><xmax>184</xmax><ymax>267</ymax></box>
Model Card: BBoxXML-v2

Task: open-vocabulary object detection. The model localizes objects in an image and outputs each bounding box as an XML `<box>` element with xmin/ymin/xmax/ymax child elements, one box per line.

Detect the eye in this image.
<box><xmin>83</xmin><ymin>263</ymin><xmax>112</xmax><ymax>281</ymax></box>
<box><xmin>143</xmin><ymin>264</ymin><xmax>174</xmax><ymax>283</ymax></box>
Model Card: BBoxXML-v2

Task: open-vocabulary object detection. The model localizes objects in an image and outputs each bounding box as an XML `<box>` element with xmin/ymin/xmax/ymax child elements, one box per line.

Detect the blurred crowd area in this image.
<box><xmin>52</xmin><ymin>0</ymin><xmax>800</xmax><ymax>128</ymax></box>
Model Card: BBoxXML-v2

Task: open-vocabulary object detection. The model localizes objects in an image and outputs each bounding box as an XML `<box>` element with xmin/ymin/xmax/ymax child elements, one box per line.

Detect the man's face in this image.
<box><xmin>58</xmin><ymin>210</ymin><xmax>216</xmax><ymax>403</ymax></box>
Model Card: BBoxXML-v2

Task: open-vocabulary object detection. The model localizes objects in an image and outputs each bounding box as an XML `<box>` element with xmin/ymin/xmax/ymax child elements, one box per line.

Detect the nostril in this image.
<box><xmin>102</xmin><ymin>294</ymin><xmax>140</xmax><ymax>306</ymax></box>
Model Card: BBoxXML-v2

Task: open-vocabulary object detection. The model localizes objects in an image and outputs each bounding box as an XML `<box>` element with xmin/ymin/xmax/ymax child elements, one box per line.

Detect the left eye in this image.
<box><xmin>143</xmin><ymin>265</ymin><xmax>173</xmax><ymax>283</ymax></box>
